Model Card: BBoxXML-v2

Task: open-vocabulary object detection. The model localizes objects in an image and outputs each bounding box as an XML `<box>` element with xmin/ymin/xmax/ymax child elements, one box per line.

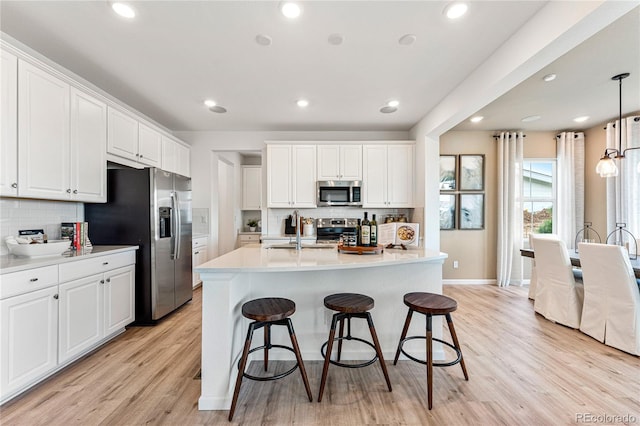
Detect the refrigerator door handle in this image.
<box><xmin>174</xmin><ymin>190</ymin><xmax>182</xmax><ymax>259</ymax></box>
<box><xmin>170</xmin><ymin>191</ymin><xmax>178</xmax><ymax>259</ymax></box>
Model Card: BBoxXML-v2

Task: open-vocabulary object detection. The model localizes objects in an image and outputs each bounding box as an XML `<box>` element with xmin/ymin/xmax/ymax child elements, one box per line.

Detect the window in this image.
<box><xmin>522</xmin><ymin>160</ymin><xmax>556</xmax><ymax>240</ymax></box>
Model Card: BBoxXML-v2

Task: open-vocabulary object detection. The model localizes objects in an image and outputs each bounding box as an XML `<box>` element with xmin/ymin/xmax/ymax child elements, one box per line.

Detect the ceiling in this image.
<box><xmin>1</xmin><ymin>1</ymin><xmax>638</xmax><ymax>135</ymax></box>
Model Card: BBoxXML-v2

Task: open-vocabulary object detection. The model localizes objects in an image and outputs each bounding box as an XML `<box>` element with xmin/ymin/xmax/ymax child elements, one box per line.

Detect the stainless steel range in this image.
<box><xmin>316</xmin><ymin>218</ymin><xmax>358</xmax><ymax>243</ymax></box>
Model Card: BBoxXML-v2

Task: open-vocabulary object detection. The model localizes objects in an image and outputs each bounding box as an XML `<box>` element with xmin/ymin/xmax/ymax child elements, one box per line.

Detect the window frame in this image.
<box><xmin>522</xmin><ymin>158</ymin><xmax>557</xmax><ymax>243</ymax></box>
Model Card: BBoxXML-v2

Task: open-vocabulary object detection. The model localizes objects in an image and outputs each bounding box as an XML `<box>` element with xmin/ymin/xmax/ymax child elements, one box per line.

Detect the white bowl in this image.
<box><xmin>6</xmin><ymin>240</ymin><xmax>71</xmax><ymax>257</ymax></box>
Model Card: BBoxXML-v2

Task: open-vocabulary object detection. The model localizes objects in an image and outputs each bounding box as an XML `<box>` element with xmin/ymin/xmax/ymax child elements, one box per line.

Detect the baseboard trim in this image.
<box><xmin>443</xmin><ymin>279</ymin><xmax>497</xmax><ymax>285</ymax></box>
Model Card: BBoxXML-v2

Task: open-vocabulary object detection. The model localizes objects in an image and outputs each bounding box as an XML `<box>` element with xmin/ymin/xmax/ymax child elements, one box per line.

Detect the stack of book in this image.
<box><xmin>61</xmin><ymin>222</ymin><xmax>92</xmax><ymax>251</ymax></box>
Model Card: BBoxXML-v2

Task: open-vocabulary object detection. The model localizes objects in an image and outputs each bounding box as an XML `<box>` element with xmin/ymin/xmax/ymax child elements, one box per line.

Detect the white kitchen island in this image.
<box><xmin>196</xmin><ymin>244</ymin><xmax>447</xmax><ymax>410</ymax></box>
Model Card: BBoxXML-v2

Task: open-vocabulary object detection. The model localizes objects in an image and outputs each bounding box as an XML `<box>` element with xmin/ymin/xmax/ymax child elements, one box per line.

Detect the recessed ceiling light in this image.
<box><xmin>521</xmin><ymin>115</ymin><xmax>541</xmax><ymax>122</ymax></box>
<box><xmin>296</xmin><ymin>99</ymin><xmax>309</xmax><ymax>108</ymax></box>
<box><xmin>573</xmin><ymin>116</ymin><xmax>589</xmax><ymax>123</ymax></box>
<box><xmin>470</xmin><ymin>116</ymin><xmax>484</xmax><ymax>123</ymax></box>
<box><xmin>255</xmin><ymin>34</ymin><xmax>272</xmax><ymax>46</ymax></box>
<box><xmin>398</xmin><ymin>34</ymin><xmax>417</xmax><ymax>45</ymax></box>
<box><xmin>444</xmin><ymin>2</ymin><xmax>468</xmax><ymax>20</ymax></box>
<box><xmin>387</xmin><ymin>100</ymin><xmax>400</xmax><ymax>108</ymax></box>
<box><xmin>209</xmin><ymin>105</ymin><xmax>227</xmax><ymax>114</ymax></box>
<box><xmin>328</xmin><ymin>34</ymin><xmax>344</xmax><ymax>46</ymax></box>
<box><xmin>204</xmin><ymin>100</ymin><xmax>216</xmax><ymax>108</ymax></box>
<box><xmin>543</xmin><ymin>73</ymin><xmax>557</xmax><ymax>82</ymax></box>
<box><xmin>111</xmin><ymin>2</ymin><xmax>136</xmax><ymax>19</ymax></box>
<box><xmin>380</xmin><ymin>106</ymin><xmax>397</xmax><ymax>114</ymax></box>
<box><xmin>280</xmin><ymin>2</ymin><xmax>302</xmax><ymax>19</ymax></box>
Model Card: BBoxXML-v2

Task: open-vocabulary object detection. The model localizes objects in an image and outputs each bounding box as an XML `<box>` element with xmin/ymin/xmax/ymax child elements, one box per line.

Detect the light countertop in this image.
<box><xmin>196</xmin><ymin>244</ymin><xmax>447</xmax><ymax>273</ymax></box>
<box><xmin>1</xmin><ymin>245</ymin><xmax>139</xmax><ymax>274</ymax></box>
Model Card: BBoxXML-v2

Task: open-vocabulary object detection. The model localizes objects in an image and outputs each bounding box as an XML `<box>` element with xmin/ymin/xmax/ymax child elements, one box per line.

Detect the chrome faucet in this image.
<box><xmin>292</xmin><ymin>210</ymin><xmax>302</xmax><ymax>250</ymax></box>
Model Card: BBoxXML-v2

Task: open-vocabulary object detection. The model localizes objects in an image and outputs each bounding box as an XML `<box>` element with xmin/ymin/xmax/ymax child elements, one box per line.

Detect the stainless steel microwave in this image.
<box><xmin>317</xmin><ymin>180</ymin><xmax>362</xmax><ymax>206</ymax></box>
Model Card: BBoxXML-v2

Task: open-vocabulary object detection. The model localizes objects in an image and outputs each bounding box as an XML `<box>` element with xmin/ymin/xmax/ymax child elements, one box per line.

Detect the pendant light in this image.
<box><xmin>596</xmin><ymin>73</ymin><xmax>640</xmax><ymax>177</ymax></box>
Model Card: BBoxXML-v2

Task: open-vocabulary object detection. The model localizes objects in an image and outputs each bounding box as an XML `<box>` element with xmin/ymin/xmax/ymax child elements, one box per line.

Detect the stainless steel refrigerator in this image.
<box><xmin>85</xmin><ymin>167</ymin><xmax>192</xmax><ymax>324</ymax></box>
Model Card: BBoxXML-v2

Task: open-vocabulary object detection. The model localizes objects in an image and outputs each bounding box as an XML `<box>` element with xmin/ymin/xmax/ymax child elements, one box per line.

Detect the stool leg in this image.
<box><xmin>286</xmin><ymin>319</ymin><xmax>313</xmax><ymax>402</ymax></box>
<box><xmin>366</xmin><ymin>313</ymin><xmax>392</xmax><ymax>392</ymax></box>
<box><xmin>318</xmin><ymin>314</ymin><xmax>338</xmax><ymax>402</ymax></box>
<box><xmin>264</xmin><ymin>323</ymin><xmax>271</xmax><ymax>371</ymax></box>
<box><xmin>426</xmin><ymin>314</ymin><xmax>433</xmax><ymax>410</ymax></box>
<box><xmin>336</xmin><ymin>317</ymin><xmax>345</xmax><ymax>362</ymax></box>
<box><xmin>229</xmin><ymin>322</ymin><xmax>256</xmax><ymax>421</ymax></box>
<box><xmin>394</xmin><ymin>309</ymin><xmax>414</xmax><ymax>365</ymax></box>
<box><xmin>445</xmin><ymin>313</ymin><xmax>469</xmax><ymax>380</ymax></box>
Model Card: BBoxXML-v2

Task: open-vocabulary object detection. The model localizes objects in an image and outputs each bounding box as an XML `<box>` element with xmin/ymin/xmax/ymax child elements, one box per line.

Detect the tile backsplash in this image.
<box><xmin>0</xmin><ymin>199</ymin><xmax>84</xmax><ymax>256</ymax></box>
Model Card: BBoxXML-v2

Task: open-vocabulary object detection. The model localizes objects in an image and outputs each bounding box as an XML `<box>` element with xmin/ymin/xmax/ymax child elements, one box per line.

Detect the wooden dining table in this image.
<box><xmin>520</xmin><ymin>248</ymin><xmax>640</xmax><ymax>279</ymax></box>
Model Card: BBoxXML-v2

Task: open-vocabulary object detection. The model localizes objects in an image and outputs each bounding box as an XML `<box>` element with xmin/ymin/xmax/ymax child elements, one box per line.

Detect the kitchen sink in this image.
<box><xmin>265</xmin><ymin>244</ymin><xmax>335</xmax><ymax>250</ymax></box>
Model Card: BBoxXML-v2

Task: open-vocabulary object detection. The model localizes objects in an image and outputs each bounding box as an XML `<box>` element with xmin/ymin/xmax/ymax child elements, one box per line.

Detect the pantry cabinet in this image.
<box><xmin>362</xmin><ymin>144</ymin><xmax>414</xmax><ymax>208</ymax></box>
<box><xmin>267</xmin><ymin>144</ymin><xmax>316</xmax><ymax>208</ymax></box>
<box><xmin>242</xmin><ymin>166</ymin><xmax>262</xmax><ymax>210</ymax></box>
<box><xmin>317</xmin><ymin>144</ymin><xmax>362</xmax><ymax>180</ymax></box>
<box><xmin>0</xmin><ymin>49</ymin><xmax>18</xmax><ymax>196</ymax></box>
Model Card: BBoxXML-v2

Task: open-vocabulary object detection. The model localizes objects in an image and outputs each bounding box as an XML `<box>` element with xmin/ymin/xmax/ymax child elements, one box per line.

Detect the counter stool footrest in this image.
<box><xmin>396</xmin><ymin>336</ymin><xmax>463</xmax><ymax>367</ymax></box>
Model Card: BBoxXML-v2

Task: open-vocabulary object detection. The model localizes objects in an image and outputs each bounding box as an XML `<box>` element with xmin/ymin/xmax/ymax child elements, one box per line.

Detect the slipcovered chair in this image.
<box><xmin>532</xmin><ymin>235</ymin><xmax>584</xmax><ymax>328</ymax></box>
<box><xmin>578</xmin><ymin>243</ymin><xmax>640</xmax><ymax>355</ymax></box>
<box><xmin>528</xmin><ymin>233</ymin><xmax>559</xmax><ymax>300</ymax></box>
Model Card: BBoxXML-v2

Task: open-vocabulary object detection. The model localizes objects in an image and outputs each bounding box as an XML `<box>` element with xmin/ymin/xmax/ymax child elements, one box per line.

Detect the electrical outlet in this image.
<box><xmin>453</xmin><ymin>260</ymin><xmax>459</xmax><ymax>269</ymax></box>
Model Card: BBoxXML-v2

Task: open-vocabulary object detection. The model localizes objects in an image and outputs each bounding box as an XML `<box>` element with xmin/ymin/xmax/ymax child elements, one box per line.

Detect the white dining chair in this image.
<box><xmin>578</xmin><ymin>242</ymin><xmax>640</xmax><ymax>355</ymax></box>
<box><xmin>527</xmin><ymin>233</ymin><xmax>560</xmax><ymax>300</ymax></box>
<box><xmin>532</xmin><ymin>235</ymin><xmax>584</xmax><ymax>328</ymax></box>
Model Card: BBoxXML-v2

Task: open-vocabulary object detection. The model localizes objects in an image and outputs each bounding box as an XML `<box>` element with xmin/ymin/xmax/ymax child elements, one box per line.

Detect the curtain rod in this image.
<box><xmin>555</xmin><ymin>133</ymin><xmax>581</xmax><ymax>139</ymax></box>
<box><xmin>492</xmin><ymin>134</ymin><xmax>527</xmax><ymax>139</ymax></box>
<box><xmin>603</xmin><ymin>116</ymin><xmax>640</xmax><ymax>130</ymax></box>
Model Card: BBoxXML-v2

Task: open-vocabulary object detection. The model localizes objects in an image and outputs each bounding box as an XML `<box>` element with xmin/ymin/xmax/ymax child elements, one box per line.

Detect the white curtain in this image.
<box><xmin>497</xmin><ymin>131</ymin><xmax>524</xmax><ymax>287</ymax></box>
<box><xmin>606</xmin><ymin>116</ymin><xmax>640</xmax><ymax>241</ymax></box>
<box><xmin>556</xmin><ymin>132</ymin><xmax>585</xmax><ymax>249</ymax></box>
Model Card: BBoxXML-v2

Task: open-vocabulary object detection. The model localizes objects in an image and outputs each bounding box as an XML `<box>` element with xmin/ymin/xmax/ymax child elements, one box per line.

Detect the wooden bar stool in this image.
<box><xmin>317</xmin><ymin>293</ymin><xmax>392</xmax><ymax>402</ymax></box>
<box><xmin>393</xmin><ymin>292</ymin><xmax>468</xmax><ymax>410</ymax></box>
<box><xmin>228</xmin><ymin>297</ymin><xmax>312</xmax><ymax>421</ymax></box>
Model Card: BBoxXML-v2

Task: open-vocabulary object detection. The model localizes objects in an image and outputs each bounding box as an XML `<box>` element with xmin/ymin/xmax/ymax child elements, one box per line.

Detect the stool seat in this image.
<box><xmin>324</xmin><ymin>293</ymin><xmax>374</xmax><ymax>313</ymax></box>
<box><xmin>242</xmin><ymin>297</ymin><xmax>296</xmax><ymax>321</ymax></box>
<box><xmin>404</xmin><ymin>292</ymin><xmax>457</xmax><ymax>315</ymax></box>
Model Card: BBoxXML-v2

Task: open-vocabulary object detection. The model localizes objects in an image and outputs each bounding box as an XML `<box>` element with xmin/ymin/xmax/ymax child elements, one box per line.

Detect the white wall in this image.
<box><xmin>176</xmin><ymin>130</ymin><xmax>409</xmax><ymax>258</ymax></box>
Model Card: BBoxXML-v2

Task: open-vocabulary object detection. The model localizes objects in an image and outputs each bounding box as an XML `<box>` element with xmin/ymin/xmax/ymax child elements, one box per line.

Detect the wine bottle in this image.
<box><xmin>361</xmin><ymin>212</ymin><xmax>371</xmax><ymax>246</ymax></box>
<box><xmin>370</xmin><ymin>214</ymin><xmax>378</xmax><ymax>247</ymax></box>
<box><xmin>356</xmin><ymin>219</ymin><xmax>362</xmax><ymax>247</ymax></box>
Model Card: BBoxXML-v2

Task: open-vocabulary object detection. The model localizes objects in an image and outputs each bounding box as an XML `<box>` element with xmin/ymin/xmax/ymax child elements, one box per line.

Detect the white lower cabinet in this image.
<box><xmin>0</xmin><ymin>249</ymin><xmax>136</xmax><ymax>403</ymax></box>
<box><xmin>58</xmin><ymin>265</ymin><xmax>134</xmax><ymax>363</ymax></box>
<box><xmin>0</xmin><ymin>285</ymin><xmax>59</xmax><ymax>402</ymax></box>
<box><xmin>192</xmin><ymin>236</ymin><xmax>209</xmax><ymax>287</ymax></box>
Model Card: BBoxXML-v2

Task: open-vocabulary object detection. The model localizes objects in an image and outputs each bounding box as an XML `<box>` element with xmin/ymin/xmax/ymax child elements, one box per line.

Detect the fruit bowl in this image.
<box><xmin>6</xmin><ymin>239</ymin><xmax>71</xmax><ymax>257</ymax></box>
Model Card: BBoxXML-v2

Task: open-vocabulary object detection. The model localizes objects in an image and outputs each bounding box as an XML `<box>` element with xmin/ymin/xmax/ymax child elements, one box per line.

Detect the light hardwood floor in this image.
<box><xmin>1</xmin><ymin>285</ymin><xmax>639</xmax><ymax>425</ymax></box>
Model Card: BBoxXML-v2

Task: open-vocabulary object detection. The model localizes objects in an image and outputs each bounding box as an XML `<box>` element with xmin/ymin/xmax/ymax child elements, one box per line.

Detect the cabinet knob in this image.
<box><xmin>29</xmin><ymin>277</ymin><xmax>38</xmax><ymax>282</ymax></box>
<box><xmin>103</xmin><ymin>262</ymin><xmax>109</xmax><ymax>265</ymax></box>
<box><xmin>139</xmin><ymin>154</ymin><xmax>143</xmax><ymax>159</ymax></box>
<box><xmin>136</xmin><ymin>153</ymin><xmax>140</xmax><ymax>157</ymax></box>
<box><xmin>66</xmin><ymin>188</ymin><xmax>71</xmax><ymax>193</ymax></box>
<box><xmin>100</xmin><ymin>279</ymin><xmax>105</xmax><ymax>284</ymax></box>
<box><xmin>53</xmin><ymin>294</ymin><xmax>59</xmax><ymax>300</ymax></box>
<box><xmin>11</xmin><ymin>182</ymin><xmax>17</xmax><ymax>188</ymax></box>
<box><xmin>194</xmin><ymin>251</ymin><xmax>200</xmax><ymax>255</ymax></box>
<box><xmin>73</xmin><ymin>189</ymin><xmax>78</xmax><ymax>194</ymax></box>
<box><xmin>106</xmin><ymin>278</ymin><xmax>111</xmax><ymax>283</ymax></box>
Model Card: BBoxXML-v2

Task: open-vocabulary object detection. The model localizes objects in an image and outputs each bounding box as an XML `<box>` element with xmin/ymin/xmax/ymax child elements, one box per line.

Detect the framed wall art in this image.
<box><xmin>439</xmin><ymin>155</ymin><xmax>457</xmax><ymax>190</ymax></box>
<box><xmin>459</xmin><ymin>193</ymin><xmax>484</xmax><ymax>230</ymax></box>
<box><xmin>459</xmin><ymin>154</ymin><xmax>484</xmax><ymax>191</ymax></box>
<box><xmin>439</xmin><ymin>194</ymin><xmax>456</xmax><ymax>230</ymax></box>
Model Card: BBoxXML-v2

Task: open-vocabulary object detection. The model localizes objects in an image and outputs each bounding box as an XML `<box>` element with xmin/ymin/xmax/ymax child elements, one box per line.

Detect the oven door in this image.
<box><xmin>318</xmin><ymin>185</ymin><xmax>351</xmax><ymax>206</ymax></box>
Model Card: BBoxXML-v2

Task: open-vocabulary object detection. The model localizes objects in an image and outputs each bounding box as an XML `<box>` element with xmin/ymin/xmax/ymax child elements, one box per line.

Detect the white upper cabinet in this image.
<box><xmin>0</xmin><ymin>50</ymin><xmax>18</xmax><ymax>196</ymax></box>
<box><xmin>162</xmin><ymin>135</ymin><xmax>191</xmax><ymax>177</ymax></box>
<box><xmin>17</xmin><ymin>60</ymin><xmax>71</xmax><ymax>200</ymax></box>
<box><xmin>242</xmin><ymin>166</ymin><xmax>262</xmax><ymax>210</ymax></box>
<box><xmin>107</xmin><ymin>107</ymin><xmax>138</xmax><ymax>161</ymax></box>
<box><xmin>267</xmin><ymin>144</ymin><xmax>316</xmax><ymax>208</ymax></box>
<box><xmin>107</xmin><ymin>108</ymin><xmax>163</xmax><ymax>168</ymax></box>
<box><xmin>362</xmin><ymin>144</ymin><xmax>414</xmax><ymax>208</ymax></box>
<box><xmin>70</xmin><ymin>88</ymin><xmax>107</xmax><ymax>202</ymax></box>
<box><xmin>138</xmin><ymin>123</ymin><xmax>162</xmax><ymax>168</ymax></box>
<box><xmin>317</xmin><ymin>144</ymin><xmax>362</xmax><ymax>180</ymax></box>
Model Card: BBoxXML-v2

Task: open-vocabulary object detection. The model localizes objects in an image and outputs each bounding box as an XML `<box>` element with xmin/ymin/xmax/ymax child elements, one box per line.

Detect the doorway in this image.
<box><xmin>217</xmin><ymin>157</ymin><xmax>235</xmax><ymax>256</ymax></box>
